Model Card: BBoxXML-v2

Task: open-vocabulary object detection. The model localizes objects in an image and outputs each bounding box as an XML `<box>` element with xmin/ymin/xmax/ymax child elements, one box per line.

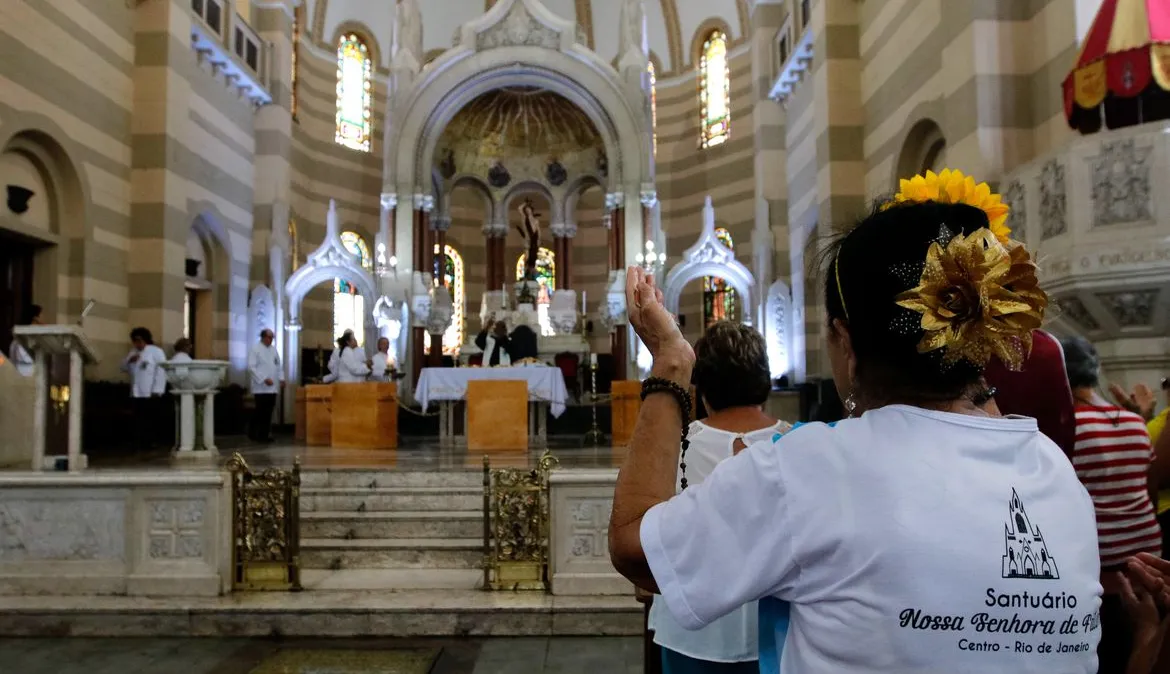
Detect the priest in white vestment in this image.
<box><xmin>247</xmin><ymin>329</ymin><xmax>282</xmax><ymax>442</ymax></box>
<box><xmin>369</xmin><ymin>337</ymin><xmax>392</xmax><ymax>382</ymax></box>
<box><xmin>121</xmin><ymin>326</ymin><xmax>167</xmax><ymax>450</ymax></box>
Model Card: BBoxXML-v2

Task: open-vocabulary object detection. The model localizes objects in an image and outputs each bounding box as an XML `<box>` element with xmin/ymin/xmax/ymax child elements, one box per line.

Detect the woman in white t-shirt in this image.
<box><xmin>609</xmin><ymin>171</ymin><xmax>1105</xmax><ymax>673</ymax></box>
<box><xmin>335</xmin><ymin>332</ymin><xmax>370</xmax><ymax>383</ymax></box>
<box><xmin>648</xmin><ymin>321</ymin><xmax>791</xmax><ymax>673</ymax></box>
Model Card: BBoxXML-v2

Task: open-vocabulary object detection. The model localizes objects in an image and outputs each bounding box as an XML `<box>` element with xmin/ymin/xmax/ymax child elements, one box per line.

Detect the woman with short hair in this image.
<box><xmin>648</xmin><ymin>321</ymin><xmax>790</xmax><ymax>673</ymax></box>
<box><xmin>609</xmin><ymin>170</ymin><xmax>1102</xmax><ymax>672</ymax></box>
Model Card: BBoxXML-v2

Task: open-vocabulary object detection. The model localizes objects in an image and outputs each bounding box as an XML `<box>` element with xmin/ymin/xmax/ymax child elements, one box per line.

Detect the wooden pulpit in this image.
<box><xmin>294</xmin><ymin>387</ymin><xmax>306</xmax><ymax>441</ymax></box>
<box><xmin>330</xmin><ymin>382</ymin><xmax>399</xmax><ymax>450</ymax></box>
<box><xmin>305</xmin><ymin>384</ymin><xmax>332</xmax><ymax>446</ymax></box>
<box><xmin>467</xmin><ymin>380</ymin><xmax>527</xmax><ymax>451</ymax></box>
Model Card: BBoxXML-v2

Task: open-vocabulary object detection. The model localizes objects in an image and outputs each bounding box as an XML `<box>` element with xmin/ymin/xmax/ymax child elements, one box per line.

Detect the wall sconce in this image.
<box><xmin>6</xmin><ymin>185</ymin><xmax>34</xmax><ymax>214</ymax></box>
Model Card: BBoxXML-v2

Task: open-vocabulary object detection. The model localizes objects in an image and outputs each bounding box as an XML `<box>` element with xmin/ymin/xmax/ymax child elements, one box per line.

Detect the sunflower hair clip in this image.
<box><xmin>883</xmin><ymin>169</ymin><xmax>1012</xmax><ymax>244</ymax></box>
<box><xmin>884</xmin><ymin>170</ymin><xmax>1046</xmax><ymax>370</ymax></box>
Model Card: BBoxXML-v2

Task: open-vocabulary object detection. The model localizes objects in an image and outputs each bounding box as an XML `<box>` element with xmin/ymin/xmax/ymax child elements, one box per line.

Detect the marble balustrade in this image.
<box><xmin>0</xmin><ymin>472</ymin><xmax>230</xmax><ymax>597</ymax></box>
<box><xmin>548</xmin><ymin>469</ymin><xmax>631</xmax><ymax>596</ymax></box>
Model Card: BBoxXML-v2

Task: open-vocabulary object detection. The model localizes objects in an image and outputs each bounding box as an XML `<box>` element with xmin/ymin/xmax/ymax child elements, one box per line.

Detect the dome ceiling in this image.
<box><xmin>308</xmin><ymin>0</ymin><xmax>749</xmax><ymax>73</ymax></box>
<box><xmin>434</xmin><ymin>87</ymin><xmax>606</xmax><ymax>190</ymax></box>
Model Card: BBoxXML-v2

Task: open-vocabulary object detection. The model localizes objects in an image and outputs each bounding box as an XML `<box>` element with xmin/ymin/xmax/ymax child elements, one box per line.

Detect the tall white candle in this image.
<box><xmin>590</xmin><ymin>352</ymin><xmax>598</xmax><ymax>367</ymax></box>
<box><xmin>581</xmin><ymin>290</ymin><xmax>586</xmax><ymax>314</ymax></box>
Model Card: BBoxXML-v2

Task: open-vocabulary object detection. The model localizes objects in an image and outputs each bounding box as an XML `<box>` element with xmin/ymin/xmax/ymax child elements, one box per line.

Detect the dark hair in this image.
<box><xmin>21</xmin><ymin>305</ymin><xmax>42</xmax><ymax>325</ymax></box>
<box><xmin>692</xmin><ymin>321</ymin><xmax>771</xmax><ymax>411</ymax></box>
<box><xmin>825</xmin><ymin>200</ymin><xmax>994</xmax><ymax>404</ymax></box>
<box><xmin>337</xmin><ymin>335</ymin><xmax>350</xmax><ymax>351</ymax></box>
<box><xmin>130</xmin><ymin>327</ymin><xmax>153</xmax><ymax>344</ymax></box>
<box><xmin>1059</xmin><ymin>336</ymin><xmax>1099</xmax><ymax>389</ymax></box>
<box><xmin>173</xmin><ymin>337</ymin><xmax>193</xmax><ymax>354</ymax></box>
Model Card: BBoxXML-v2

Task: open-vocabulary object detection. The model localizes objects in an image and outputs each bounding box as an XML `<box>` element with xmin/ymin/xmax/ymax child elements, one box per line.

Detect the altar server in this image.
<box><xmin>336</xmin><ymin>332</ymin><xmax>370</xmax><ymax>383</ymax></box>
<box><xmin>122</xmin><ymin>327</ymin><xmax>167</xmax><ymax>450</ymax></box>
<box><xmin>248</xmin><ymin>329</ymin><xmax>282</xmax><ymax>443</ymax></box>
<box><xmin>322</xmin><ymin>329</ymin><xmax>353</xmax><ymax>383</ymax></box>
<box><xmin>8</xmin><ymin>304</ymin><xmax>43</xmax><ymax>377</ymax></box>
<box><xmin>369</xmin><ymin>337</ymin><xmax>392</xmax><ymax>382</ymax></box>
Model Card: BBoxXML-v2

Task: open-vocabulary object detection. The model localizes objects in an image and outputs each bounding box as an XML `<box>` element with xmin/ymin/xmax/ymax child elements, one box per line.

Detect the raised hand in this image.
<box><xmin>1110</xmin><ymin>382</ymin><xmax>1158</xmax><ymax>420</ymax></box>
<box><xmin>624</xmin><ymin>266</ymin><xmax>693</xmax><ymax>368</ymax></box>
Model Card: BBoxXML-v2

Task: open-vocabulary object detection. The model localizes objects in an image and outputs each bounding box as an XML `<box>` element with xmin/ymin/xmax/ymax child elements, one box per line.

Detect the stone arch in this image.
<box><xmin>501</xmin><ymin>180</ymin><xmax>556</xmax><ymax>225</ymax></box>
<box><xmin>562</xmin><ymin>173</ymin><xmax>605</xmax><ymax>225</ymax></box>
<box><xmin>894</xmin><ymin>118</ymin><xmax>947</xmax><ymax>189</ymax></box>
<box><xmin>188</xmin><ymin>204</ymin><xmax>248</xmax><ymax>371</ymax></box>
<box><xmin>447</xmin><ymin>174</ymin><xmax>495</xmax><ymax>221</ymax></box>
<box><xmin>284</xmin><ymin>200</ymin><xmax>378</xmax><ymax>386</ymax></box>
<box><xmin>690</xmin><ymin>18</ymin><xmax>734</xmax><ymax>69</ymax></box>
<box><xmin>662</xmin><ymin>197</ymin><xmax>754</xmax><ymax>322</ymax></box>
<box><xmin>0</xmin><ymin>121</ymin><xmax>90</xmax><ymax>325</ymax></box>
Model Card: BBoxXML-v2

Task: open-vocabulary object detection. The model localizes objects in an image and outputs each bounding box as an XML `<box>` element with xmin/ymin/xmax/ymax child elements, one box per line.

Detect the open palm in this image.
<box><xmin>625</xmin><ymin>266</ymin><xmax>694</xmax><ymax>364</ymax></box>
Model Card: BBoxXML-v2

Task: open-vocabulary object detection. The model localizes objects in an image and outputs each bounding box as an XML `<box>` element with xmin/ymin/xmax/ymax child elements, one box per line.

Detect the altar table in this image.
<box><xmin>416</xmin><ymin>366</ymin><xmax>569</xmax><ymax>448</ymax></box>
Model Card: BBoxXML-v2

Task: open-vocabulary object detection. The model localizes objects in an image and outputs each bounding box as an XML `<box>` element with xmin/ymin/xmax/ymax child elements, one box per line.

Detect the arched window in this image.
<box><xmin>335</xmin><ymin>33</ymin><xmax>372</xmax><ymax>152</ymax></box>
<box><xmin>699</xmin><ymin>31</ymin><xmax>730</xmax><ymax>148</ymax></box>
<box><xmin>516</xmin><ymin>247</ymin><xmax>556</xmax><ymax>336</ymax></box>
<box><xmin>648</xmin><ymin>60</ymin><xmax>658</xmax><ymax>156</ymax></box>
<box><xmin>333</xmin><ymin>231</ymin><xmax>371</xmax><ymax>346</ymax></box>
<box><xmin>702</xmin><ymin>227</ymin><xmax>738</xmax><ymax>327</ymax></box>
<box><xmin>426</xmin><ymin>244</ymin><xmax>465</xmax><ymax>355</ymax></box>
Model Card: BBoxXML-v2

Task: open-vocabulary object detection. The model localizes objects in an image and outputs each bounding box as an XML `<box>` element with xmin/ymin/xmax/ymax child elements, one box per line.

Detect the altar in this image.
<box><xmin>416</xmin><ymin>366</ymin><xmax>569</xmax><ymax>449</ymax></box>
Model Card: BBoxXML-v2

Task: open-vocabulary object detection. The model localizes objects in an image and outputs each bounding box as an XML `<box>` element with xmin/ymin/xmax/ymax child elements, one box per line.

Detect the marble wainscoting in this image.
<box><xmin>0</xmin><ymin>472</ymin><xmax>230</xmax><ymax>597</ymax></box>
<box><xmin>548</xmin><ymin>469</ymin><xmax>633</xmax><ymax>596</ymax></box>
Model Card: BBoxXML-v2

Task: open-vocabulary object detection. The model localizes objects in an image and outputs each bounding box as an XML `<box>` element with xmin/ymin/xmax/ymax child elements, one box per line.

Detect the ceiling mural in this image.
<box><xmin>435</xmin><ymin>87</ymin><xmax>606</xmax><ymax>193</ymax></box>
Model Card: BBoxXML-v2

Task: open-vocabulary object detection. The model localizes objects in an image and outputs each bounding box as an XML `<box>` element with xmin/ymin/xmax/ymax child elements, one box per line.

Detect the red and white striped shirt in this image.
<box><xmin>1072</xmin><ymin>403</ymin><xmax>1162</xmax><ymax>568</ymax></box>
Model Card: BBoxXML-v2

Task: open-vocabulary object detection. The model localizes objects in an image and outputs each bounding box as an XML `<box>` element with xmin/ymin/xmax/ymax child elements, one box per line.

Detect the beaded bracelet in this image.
<box><xmin>641</xmin><ymin>377</ymin><xmax>693</xmax><ymax>490</ymax></box>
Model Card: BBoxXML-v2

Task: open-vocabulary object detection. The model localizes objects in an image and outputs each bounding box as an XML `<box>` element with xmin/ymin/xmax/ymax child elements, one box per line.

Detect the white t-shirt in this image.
<box><xmin>121</xmin><ymin>345</ymin><xmax>167</xmax><ymax>398</ymax></box>
<box><xmin>641</xmin><ymin>405</ymin><xmax>1103</xmax><ymax>674</ymax></box>
<box><xmin>649</xmin><ymin>419</ymin><xmax>791</xmax><ymax>663</ymax></box>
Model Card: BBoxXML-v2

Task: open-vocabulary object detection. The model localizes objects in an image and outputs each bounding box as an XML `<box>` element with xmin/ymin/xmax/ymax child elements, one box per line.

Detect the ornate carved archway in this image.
<box><xmin>283</xmin><ymin>200</ymin><xmax>378</xmax><ymax>387</ymax></box>
<box><xmin>662</xmin><ymin>197</ymin><xmax>754</xmax><ymax>322</ymax></box>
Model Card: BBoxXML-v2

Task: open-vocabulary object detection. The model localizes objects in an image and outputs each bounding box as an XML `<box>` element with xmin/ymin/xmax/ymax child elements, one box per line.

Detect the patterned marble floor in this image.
<box><xmin>0</xmin><ymin>637</ymin><xmax>642</xmax><ymax>674</ymax></box>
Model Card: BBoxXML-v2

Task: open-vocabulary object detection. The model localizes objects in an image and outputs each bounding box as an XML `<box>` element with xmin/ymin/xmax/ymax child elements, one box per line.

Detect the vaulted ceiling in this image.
<box><xmin>304</xmin><ymin>0</ymin><xmax>749</xmax><ymax>75</ymax></box>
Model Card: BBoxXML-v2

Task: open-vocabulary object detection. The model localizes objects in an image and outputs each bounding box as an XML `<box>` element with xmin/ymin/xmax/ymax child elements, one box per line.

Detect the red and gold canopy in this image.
<box><xmin>1064</xmin><ymin>0</ymin><xmax>1170</xmax><ymax>131</ymax></box>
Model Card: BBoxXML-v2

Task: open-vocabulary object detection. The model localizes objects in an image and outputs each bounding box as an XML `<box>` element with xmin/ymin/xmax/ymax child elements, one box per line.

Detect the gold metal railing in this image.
<box><xmin>482</xmin><ymin>451</ymin><xmax>559</xmax><ymax>591</ymax></box>
<box><xmin>227</xmin><ymin>453</ymin><xmax>302</xmax><ymax>591</ymax></box>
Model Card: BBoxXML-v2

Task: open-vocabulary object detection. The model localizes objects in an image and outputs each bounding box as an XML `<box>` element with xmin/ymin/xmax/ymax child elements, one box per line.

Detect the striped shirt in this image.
<box><xmin>1072</xmin><ymin>403</ymin><xmax>1162</xmax><ymax>568</ymax></box>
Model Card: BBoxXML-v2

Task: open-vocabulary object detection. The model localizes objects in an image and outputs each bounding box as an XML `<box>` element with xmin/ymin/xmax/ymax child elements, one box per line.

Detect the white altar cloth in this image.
<box><xmin>416</xmin><ymin>366</ymin><xmax>568</xmax><ymax>417</ymax></box>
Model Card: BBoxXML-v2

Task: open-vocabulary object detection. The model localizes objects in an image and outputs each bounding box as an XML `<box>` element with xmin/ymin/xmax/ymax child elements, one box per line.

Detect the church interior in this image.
<box><xmin>2</xmin><ymin>0</ymin><xmax>1170</xmax><ymax>671</ymax></box>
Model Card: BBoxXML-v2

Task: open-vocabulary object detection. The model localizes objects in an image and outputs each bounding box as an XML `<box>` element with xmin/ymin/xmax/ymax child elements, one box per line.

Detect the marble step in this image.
<box><xmin>300</xmin><ymin>537</ymin><xmax>485</xmax><ymax>570</ymax></box>
<box><xmin>0</xmin><ymin>591</ymin><xmax>643</xmax><ymax>637</ymax></box>
<box><xmin>299</xmin><ymin>470</ymin><xmax>484</xmax><ymax>489</ymax></box>
<box><xmin>300</xmin><ymin>568</ymin><xmax>483</xmax><ymax>590</ymax></box>
<box><xmin>301</xmin><ymin>510</ymin><xmax>482</xmax><ymax>539</ymax></box>
<box><xmin>299</xmin><ymin>486</ymin><xmax>483</xmax><ymax>512</ymax></box>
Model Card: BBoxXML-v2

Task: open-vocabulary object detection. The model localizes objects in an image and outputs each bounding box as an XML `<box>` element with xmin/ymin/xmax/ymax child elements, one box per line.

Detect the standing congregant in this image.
<box><xmin>121</xmin><ymin>327</ymin><xmax>167</xmax><ymax>451</ymax></box>
<box><xmin>248</xmin><ymin>329</ymin><xmax>282</xmax><ymax>443</ymax></box>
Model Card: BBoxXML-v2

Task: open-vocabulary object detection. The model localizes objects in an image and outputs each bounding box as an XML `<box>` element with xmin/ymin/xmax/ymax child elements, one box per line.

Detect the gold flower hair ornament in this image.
<box><xmin>895</xmin><ymin>228</ymin><xmax>1047</xmax><ymax>370</ymax></box>
<box><xmin>885</xmin><ymin>169</ymin><xmax>1012</xmax><ymax>244</ymax></box>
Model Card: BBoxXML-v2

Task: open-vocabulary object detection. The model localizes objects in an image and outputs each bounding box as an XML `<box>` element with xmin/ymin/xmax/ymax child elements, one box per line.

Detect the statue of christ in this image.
<box><xmin>517</xmin><ymin>199</ymin><xmax>541</xmax><ymax>280</ymax></box>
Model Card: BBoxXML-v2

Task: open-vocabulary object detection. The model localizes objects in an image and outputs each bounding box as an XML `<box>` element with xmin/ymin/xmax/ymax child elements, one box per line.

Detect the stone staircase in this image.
<box><xmin>299</xmin><ymin>469</ymin><xmax>486</xmax><ymax>590</ymax></box>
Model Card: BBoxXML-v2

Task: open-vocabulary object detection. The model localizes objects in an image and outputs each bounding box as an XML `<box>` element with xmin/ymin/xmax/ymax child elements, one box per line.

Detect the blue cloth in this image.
<box><xmin>758</xmin><ymin>421</ymin><xmax>837</xmax><ymax>673</ymax></box>
<box><xmin>660</xmin><ymin>647</ymin><xmax>758</xmax><ymax>674</ymax></box>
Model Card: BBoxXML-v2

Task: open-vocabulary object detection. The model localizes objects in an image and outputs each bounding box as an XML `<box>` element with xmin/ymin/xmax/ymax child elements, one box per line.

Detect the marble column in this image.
<box><xmin>31</xmin><ymin>350</ymin><xmax>47</xmax><ymax>471</ymax></box>
<box><xmin>482</xmin><ymin>221</ymin><xmax>508</xmax><ymax>292</ymax></box>
<box><xmin>429</xmin><ymin>215</ymin><xmax>450</xmax><ymax>365</ymax></box>
<box><xmin>201</xmin><ymin>392</ymin><xmax>217</xmax><ymax>453</ymax></box>
<box><xmin>550</xmin><ymin>222</ymin><xmax>577</xmax><ymax>289</ymax></box>
<box><xmin>177</xmin><ymin>391</ymin><xmax>196</xmax><ymax>452</ymax></box>
<box><xmin>67</xmin><ymin>349</ymin><xmax>84</xmax><ymax>471</ymax></box>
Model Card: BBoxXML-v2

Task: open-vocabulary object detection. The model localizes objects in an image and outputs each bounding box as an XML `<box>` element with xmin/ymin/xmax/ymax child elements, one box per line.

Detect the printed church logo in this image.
<box><xmin>1002</xmin><ymin>489</ymin><xmax>1059</xmax><ymax>579</ymax></box>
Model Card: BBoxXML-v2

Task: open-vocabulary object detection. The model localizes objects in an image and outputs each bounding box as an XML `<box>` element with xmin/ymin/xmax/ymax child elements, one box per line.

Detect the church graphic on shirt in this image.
<box><xmin>1001</xmin><ymin>489</ymin><xmax>1059</xmax><ymax>580</ymax></box>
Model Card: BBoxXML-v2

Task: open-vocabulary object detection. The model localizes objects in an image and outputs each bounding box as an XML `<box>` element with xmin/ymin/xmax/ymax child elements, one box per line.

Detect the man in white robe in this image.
<box><xmin>247</xmin><ymin>329</ymin><xmax>282</xmax><ymax>442</ymax></box>
<box><xmin>121</xmin><ymin>327</ymin><xmax>167</xmax><ymax>450</ymax></box>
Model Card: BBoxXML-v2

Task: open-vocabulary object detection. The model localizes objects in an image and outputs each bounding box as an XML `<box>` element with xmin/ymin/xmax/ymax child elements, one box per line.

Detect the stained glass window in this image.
<box><xmin>333</xmin><ymin>231</ymin><xmax>372</xmax><ymax>346</ymax></box>
<box><xmin>648</xmin><ymin>61</ymin><xmax>657</xmax><ymax>156</ymax></box>
<box><xmin>425</xmin><ymin>244</ymin><xmax>464</xmax><ymax>355</ymax></box>
<box><xmin>699</xmin><ymin>31</ymin><xmax>730</xmax><ymax>148</ymax></box>
<box><xmin>335</xmin><ymin>33</ymin><xmax>371</xmax><ymax>152</ymax></box>
<box><xmin>702</xmin><ymin>227</ymin><xmax>738</xmax><ymax>328</ymax></box>
<box><xmin>516</xmin><ymin>247</ymin><xmax>556</xmax><ymax>336</ymax></box>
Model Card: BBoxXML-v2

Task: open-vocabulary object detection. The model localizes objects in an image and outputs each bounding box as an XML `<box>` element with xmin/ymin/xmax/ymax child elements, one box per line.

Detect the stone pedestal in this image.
<box><xmin>160</xmin><ymin>361</ymin><xmax>227</xmax><ymax>460</ymax></box>
<box><xmin>549</xmin><ymin>469</ymin><xmax>631</xmax><ymax>595</ymax></box>
<box><xmin>12</xmin><ymin>325</ymin><xmax>99</xmax><ymax>472</ymax></box>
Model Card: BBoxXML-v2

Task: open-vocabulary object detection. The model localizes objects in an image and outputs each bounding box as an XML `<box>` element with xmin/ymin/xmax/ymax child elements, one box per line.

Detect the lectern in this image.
<box><xmin>13</xmin><ymin>325</ymin><xmax>99</xmax><ymax>472</ymax></box>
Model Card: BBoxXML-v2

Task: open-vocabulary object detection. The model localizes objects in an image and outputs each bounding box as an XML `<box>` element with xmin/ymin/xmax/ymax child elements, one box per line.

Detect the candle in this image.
<box><xmin>590</xmin><ymin>352</ymin><xmax>598</xmax><ymax>367</ymax></box>
<box><xmin>581</xmin><ymin>290</ymin><xmax>586</xmax><ymax>315</ymax></box>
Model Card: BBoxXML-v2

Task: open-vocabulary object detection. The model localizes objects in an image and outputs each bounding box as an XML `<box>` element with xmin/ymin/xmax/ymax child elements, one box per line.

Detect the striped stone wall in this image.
<box><xmin>0</xmin><ymin>0</ymin><xmax>135</xmax><ymax>380</ymax></box>
<box><xmin>657</xmin><ymin>45</ymin><xmax>755</xmax><ymax>345</ymax></box>
<box><xmin>288</xmin><ymin>36</ymin><xmax>382</xmax><ymax>350</ymax></box>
